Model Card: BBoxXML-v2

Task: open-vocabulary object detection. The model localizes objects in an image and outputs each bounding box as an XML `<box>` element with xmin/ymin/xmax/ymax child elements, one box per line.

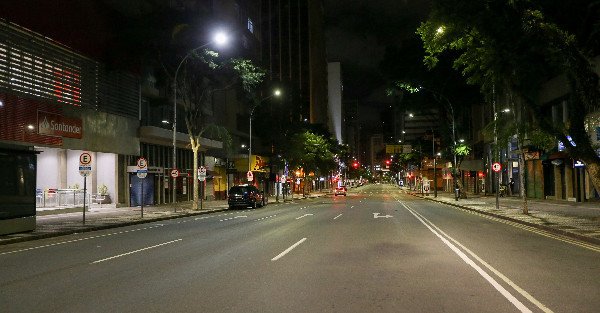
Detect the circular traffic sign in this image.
<box><xmin>170</xmin><ymin>169</ymin><xmax>179</xmax><ymax>178</ymax></box>
<box><xmin>137</xmin><ymin>157</ymin><xmax>148</xmax><ymax>169</ymax></box>
<box><xmin>198</xmin><ymin>166</ymin><xmax>207</xmax><ymax>181</ymax></box>
<box><xmin>492</xmin><ymin>162</ymin><xmax>502</xmax><ymax>173</ymax></box>
<box><xmin>79</xmin><ymin>152</ymin><xmax>92</xmax><ymax>165</ymax></box>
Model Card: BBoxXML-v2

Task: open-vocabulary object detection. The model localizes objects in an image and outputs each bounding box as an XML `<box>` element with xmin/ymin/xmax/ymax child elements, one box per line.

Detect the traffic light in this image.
<box><xmin>385</xmin><ymin>160</ymin><xmax>391</xmax><ymax>165</ymax></box>
<box><xmin>352</xmin><ymin>162</ymin><xmax>359</xmax><ymax>169</ymax></box>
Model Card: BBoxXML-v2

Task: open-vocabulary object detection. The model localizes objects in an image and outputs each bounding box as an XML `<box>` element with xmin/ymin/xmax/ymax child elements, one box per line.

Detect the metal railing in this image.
<box><xmin>36</xmin><ymin>189</ymin><xmax>92</xmax><ymax>208</ymax></box>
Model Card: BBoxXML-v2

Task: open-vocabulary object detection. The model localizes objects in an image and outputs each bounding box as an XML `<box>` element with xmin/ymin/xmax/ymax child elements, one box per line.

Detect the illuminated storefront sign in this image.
<box><xmin>37</xmin><ymin>111</ymin><xmax>82</xmax><ymax>139</ymax></box>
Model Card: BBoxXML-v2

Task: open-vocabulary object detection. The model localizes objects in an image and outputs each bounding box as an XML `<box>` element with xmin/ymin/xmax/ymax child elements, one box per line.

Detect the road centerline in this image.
<box><xmin>90</xmin><ymin>239</ymin><xmax>183</xmax><ymax>264</ymax></box>
<box><xmin>271</xmin><ymin>238</ymin><xmax>307</xmax><ymax>261</ymax></box>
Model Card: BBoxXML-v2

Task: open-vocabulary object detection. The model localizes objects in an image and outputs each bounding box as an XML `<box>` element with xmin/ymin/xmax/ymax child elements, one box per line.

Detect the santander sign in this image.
<box><xmin>37</xmin><ymin>111</ymin><xmax>83</xmax><ymax>139</ymax></box>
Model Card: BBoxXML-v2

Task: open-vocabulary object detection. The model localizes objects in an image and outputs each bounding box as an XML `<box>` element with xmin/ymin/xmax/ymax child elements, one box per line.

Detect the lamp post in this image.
<box><xmin>171</xmin><ymin>31</ymin><xmax>228</xmax><ymax>203</ymax></box>
<box><xmin>432</xmin><ymin>130</ymin><xmax>437</xmax><ymax>198</ymax></box>
<box><xmin>248</xmin><ymin>89</ymin><xmax>281</xmax><ymax>173</ymax></box>
<box><xmin>408</xmin><ymin>86</ymin><xmax>458</xmax><ymax>199</ymax></box>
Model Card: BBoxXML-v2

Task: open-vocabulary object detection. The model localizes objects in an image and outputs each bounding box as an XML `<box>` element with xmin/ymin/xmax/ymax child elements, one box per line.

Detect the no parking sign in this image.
<box><xmin>492</xmin><ymin>162</ymin><xmax>502</xmax><ymax>173</ymax></box>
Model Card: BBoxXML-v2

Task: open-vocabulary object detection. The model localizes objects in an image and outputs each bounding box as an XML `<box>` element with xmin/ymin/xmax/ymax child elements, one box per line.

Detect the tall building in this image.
<box><xmin>327</xmin><ymin>62</ymin><xmax>342</xmax><ymax>143</ymax></box>
<box><xmin>260</xmin><ymin>0</ymin><xmax>328</xmax><ymax>126</ymax></box>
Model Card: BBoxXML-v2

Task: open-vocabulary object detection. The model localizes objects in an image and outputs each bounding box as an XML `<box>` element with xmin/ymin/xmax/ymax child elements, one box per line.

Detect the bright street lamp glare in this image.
<box><xmin>436</xmin><ymin>26</ymin><xmax>445</xmax><ymax>34</ymax></box>
<box><xmin>214</xmin><ymin>32</ymin><xmax>228</xmax><ymax>46</ymax></box>
<box><xmin>274</xmin><ymin>89</ymin><xmax>282</xmax><ymax>96</ymax></box>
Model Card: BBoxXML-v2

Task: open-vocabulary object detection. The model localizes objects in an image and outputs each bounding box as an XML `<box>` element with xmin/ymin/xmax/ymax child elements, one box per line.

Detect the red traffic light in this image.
<box><xmin>385</xmin><ymin>160</ymin><xmax>391</xmax><ymax>165</ymax></box>
<box><xmin>352</xmin><ymin>162</ymin><xmax>359</xmax><ymax>168</ymax></box>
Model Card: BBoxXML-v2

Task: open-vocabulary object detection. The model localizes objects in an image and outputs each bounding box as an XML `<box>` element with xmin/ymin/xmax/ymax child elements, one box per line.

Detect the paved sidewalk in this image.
<box><xmin>0</xmin><ymin>193</ymin><xmax>327</xmax><ymax>246</ymax></box>
<box><xmin>404</xmin><ymin>188</ymin><xmax>600</xmax><ymax>245</ymax></box>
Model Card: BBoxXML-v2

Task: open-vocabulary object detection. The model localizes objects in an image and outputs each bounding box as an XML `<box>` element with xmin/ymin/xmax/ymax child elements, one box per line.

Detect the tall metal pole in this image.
<box><xmin>493</xmin><ymin>84</ymin><xmax>499</xmax><ymax>210</ymax></box>
<box><xmin>433</xmin><ymin>130</ymin><xmax>437</xmax><ymax>198</ymax></box>
<box><xmin>448</xmin><ymin>101</ymin><xmax>458</xmax><ymax>201</ymax></box>
<box><xmin>172</xmin><ymin>42</ymin><xmax>214</xmax><ymax>204</ymax></box>
<box><xmin>248</xmin><ymin>91</ymin><xmax>280</xmax><ymax>180</ymax></box>
<box><xmin>249</xmin><ymin>108</ymin><xmax>253</xmax><ymax>172</ymax></box>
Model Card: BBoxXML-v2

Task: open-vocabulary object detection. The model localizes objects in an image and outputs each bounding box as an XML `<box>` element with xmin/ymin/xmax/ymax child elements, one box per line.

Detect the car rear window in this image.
<box><xmin>230</xmin><ymin>186</ymin><xmax>250</xmax><ymax>193</ymax></box>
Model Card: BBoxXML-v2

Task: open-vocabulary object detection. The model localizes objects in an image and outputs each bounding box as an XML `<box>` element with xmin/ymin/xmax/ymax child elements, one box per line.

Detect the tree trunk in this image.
<box><xmin>191</xmin><ymin>137</ymin><xmax>200</xmax><ymax>210</ymax></box>
<box><xmin>518</xmin><ymin>152</ymin><xmax>528</xmax><ymax>214</ymax></box>
<box><xmin>584</xmin><ymin>160</ymin><xmax>600</xmax><ymax>199</ymax></box>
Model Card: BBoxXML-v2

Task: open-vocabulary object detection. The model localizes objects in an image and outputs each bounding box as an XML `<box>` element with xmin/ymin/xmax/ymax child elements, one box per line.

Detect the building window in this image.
<box><xmin>247</xmin><ymin>18</ymin><xmax>254</xmax><ymax>34</ymax></box>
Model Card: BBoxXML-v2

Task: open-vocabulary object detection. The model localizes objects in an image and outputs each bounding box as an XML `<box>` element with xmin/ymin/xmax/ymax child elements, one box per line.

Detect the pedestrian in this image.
<box><xmin>509</xmin><ymin>177</ymin><xmax>515</xmax><ymax>196</ymax></box>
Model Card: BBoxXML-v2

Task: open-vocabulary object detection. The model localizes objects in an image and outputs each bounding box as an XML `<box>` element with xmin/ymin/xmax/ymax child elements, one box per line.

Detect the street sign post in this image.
<box><xmin>79</xmin><ymin>152</ymin><xmax>92</xmax><ymax>177</ymax></box>
<box><xmin>423</xmin><ymin>180</ymin><xmax>430</xmax><ymax>195</ymax></box>
<box><xmin>137</xmin><ymin>157</ymin><xmax>148</xmax><ymax>179</ymax></box>
<box><xmin>198</xmin><ymin>166</ymin><xmax>207</xmax><ymax>181</ymax></box>
<box><xmin>78</xmin><ymin>152</ymin><xmax>93</xmax><ymax>224</ymax></box>
<box><xmin>136</xmin><ymin>157</ymin><xmax>148</xmax><ymax>218</ymax></box>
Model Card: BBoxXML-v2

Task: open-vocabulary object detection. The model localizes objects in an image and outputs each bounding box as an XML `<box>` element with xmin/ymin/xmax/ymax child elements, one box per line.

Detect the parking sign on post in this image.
<box><xmin>78</xmin><ymin>152</ymin><xmax>93</xmax><ymax>224</ymax></box>
<box><xmin>198</xmin><ymin>166</ymin><xmax>207</xmax><ymax>181</ymax></box>
<box><xmin>79</xmin><ymin>152</ymin><xmax>92</xmax><ymax>177</ymax></box>
<box><xmin>137</xmin><ymin>157</ymin><xmax>148</xmax><ymax>179</ymax></box>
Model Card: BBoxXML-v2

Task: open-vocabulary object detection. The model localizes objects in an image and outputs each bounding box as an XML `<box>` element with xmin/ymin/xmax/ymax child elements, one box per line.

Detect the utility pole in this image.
<box><xmin>493</xmin><ymin>85</ymin><xmax>500</xmax><ymax>210</ymax></box>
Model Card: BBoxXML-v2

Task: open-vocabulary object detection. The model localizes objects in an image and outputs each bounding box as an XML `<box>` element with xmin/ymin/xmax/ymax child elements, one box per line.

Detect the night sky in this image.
<box><xmin>324</xmin><ymin>0</ymin><xmax>431</xmax><ymax>99</ymax></box>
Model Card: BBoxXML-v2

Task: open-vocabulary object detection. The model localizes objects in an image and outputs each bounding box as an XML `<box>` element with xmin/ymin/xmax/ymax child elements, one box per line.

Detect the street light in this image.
<box><xmin>171</xmin><ymin>31</ymin><xmax>229</xmax><ymax>203</ymax></box>
<box><xmin>408</xmin><ymin>86</ymin><xmax>458</xmax><ymax>200</ymax></box>
<box><xmin>249</xmin><ymin>89</ymin><xmax>282</xmax><ymax>173</ymax></box>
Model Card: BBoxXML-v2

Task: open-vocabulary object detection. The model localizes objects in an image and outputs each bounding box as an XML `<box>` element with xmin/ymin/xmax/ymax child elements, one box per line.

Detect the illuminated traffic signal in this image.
<box><xmin>352</xmin><ymin>162</ymin><xmax>359</xmax><ymax>169</ymax></box>
<box><xmin>385</xmin><ymin>160</ymin><xmax>391</xmax><ymax>165</ymax></box>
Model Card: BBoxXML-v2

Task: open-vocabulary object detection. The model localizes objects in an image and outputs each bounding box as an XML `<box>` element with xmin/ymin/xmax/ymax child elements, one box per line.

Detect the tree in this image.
<box><xmin>169</xmin><ymin>50</ymin><xmax>265</xmax><ymax>210</ymax></box>
<box><xmin>287</xmin><ymin>130</ymin><xmax>337</xmax><ymax>193</ymax></box>
<box><xmin>418</xmin><ymin>0</ymin><xmax>600</xmax><ymax>201</ymax></box>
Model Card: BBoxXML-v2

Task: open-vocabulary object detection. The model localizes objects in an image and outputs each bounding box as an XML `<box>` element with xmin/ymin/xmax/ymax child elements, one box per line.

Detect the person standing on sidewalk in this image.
<box><xmin>509</xmin><ymin>178</ymin><xmax>515</xmax><ymax>196</ymax></box>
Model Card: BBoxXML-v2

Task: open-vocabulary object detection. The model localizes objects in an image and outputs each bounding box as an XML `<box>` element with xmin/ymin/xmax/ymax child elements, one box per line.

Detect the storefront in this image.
<box><xmin>0</xmin><ymin>91</ymin><xmax>139</xmax><ymax>216</ymax></box>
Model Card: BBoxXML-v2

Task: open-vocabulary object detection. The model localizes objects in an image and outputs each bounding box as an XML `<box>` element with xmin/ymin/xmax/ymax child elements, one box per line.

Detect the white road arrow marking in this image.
<box><xmin>373</xmin><ymin>213</ymin><xmax>393</xmax><ymax>219</ymax></box>
<box><xmin>296</xmin><ymin>214</ymin><xmax>314</xmax><ymax>220</ymax></box>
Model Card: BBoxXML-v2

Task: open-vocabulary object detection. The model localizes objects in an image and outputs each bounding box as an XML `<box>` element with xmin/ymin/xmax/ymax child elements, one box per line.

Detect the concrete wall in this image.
<box><xmin>63</xmin><ymin>108</ymin><xmax>139</xmax><ymax>156</ymax></box>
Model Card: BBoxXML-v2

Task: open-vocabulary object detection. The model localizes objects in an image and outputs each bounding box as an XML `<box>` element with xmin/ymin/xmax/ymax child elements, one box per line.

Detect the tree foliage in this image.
<box><xmin>287</xmin><ymin>131</ymin><xmax>337</xmax><ymax>177</ymax></box>
<box><xmin>418</xmin><ymin>0</ymin><xmax>600</xmax><ymax>192</ymax></box>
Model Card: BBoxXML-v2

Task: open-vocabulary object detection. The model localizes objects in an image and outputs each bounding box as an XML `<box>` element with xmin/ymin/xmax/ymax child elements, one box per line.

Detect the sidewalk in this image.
<box><xmin>0</xmin><ymin>193</ymin><xmax>327</xmax><ymax>246</ymax></box>
<box><xmin>404</xmin><ymin>188</ymin><xmax>600</xmax><ymax>245</ymax></box>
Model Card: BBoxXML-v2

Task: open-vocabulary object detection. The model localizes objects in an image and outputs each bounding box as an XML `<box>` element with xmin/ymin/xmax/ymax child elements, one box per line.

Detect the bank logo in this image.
<box><xmin>37</xmin><ymin>111</ymin><xmax>83</xmax><ymax>139</ymax></box>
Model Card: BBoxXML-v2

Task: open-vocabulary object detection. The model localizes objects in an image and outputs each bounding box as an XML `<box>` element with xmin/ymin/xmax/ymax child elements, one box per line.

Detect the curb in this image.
<box><xmin>1</xmin><ymin>195</ymin><xmax>327</xmax><ymax>246</ymax></box>
<box><xmin>0</xmin><ymin>207</ymin><xmax>229</xmax><ymax>246</ymax></box>
<box><xmin>409</xmin><ymin>192</ymin><xmax>600</xmax><ymax>246</ymax></box>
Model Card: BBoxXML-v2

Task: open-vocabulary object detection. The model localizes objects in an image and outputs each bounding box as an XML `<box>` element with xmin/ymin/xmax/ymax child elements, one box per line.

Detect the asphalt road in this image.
<box><xmin>1</xmin><ymin>184</ymin><xmax>599</xmax><ymax>313</ymax></box>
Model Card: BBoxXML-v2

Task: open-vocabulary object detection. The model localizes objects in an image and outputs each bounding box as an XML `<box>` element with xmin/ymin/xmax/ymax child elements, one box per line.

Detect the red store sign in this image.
<box><xmin>37</xmin><ymin>111</ymin><xmax>83</xmax><ymax>139</ymax></box>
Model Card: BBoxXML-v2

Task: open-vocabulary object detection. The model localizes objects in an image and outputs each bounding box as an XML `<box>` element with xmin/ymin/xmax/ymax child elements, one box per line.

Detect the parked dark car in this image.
<box><xmin>228</xmin><ymin>185</ymin><xmax>265</xmax><ymax>209</ymax></box>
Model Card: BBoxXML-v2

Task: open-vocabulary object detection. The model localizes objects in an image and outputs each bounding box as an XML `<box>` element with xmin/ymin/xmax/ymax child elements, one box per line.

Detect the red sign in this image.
<box><xmin>492</xmin><ymin>162</ymin><xmax>502</xmax><ymax>173</ymax></box>
<box><xmin>37</xmin><ymin>111</ymin><xmax>82</xmax><ymax>139</ymax></box>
